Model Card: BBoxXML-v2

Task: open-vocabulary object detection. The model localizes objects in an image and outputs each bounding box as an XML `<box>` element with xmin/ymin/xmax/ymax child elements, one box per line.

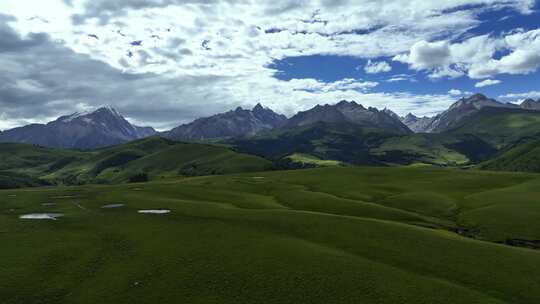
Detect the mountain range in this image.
<box><xmin>284</xmin><ymin>100</ymin><xmax>411</xmax><ymax>134</ymax></box>
<box><xmin>163</xmin><ymin>103</ymin><xmax>287</xmax><ymax>141</ymax></box>
<box><xmin>399</xmin><ymin>94</ymin><xmax>539</xmax><ymax>133</ymax></box>
<box><xmin>1</xmin><ymin>94</ymin><xmax>540</xmax><ymax>168</ymax></box>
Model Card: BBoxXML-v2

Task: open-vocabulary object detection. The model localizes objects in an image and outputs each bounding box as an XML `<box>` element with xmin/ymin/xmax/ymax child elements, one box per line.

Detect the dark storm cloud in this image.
<box><xmin>0</xmin><ymin>16</ymin><xmax>233</xmax><ymax>130</ymax></box>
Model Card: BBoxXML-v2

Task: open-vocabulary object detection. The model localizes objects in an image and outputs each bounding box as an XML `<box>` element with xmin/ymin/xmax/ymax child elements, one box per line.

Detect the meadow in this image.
<box><xmin>1</xmin><ymin>166</ymin><xmax>540</xmax><ymax>303</ymax></box>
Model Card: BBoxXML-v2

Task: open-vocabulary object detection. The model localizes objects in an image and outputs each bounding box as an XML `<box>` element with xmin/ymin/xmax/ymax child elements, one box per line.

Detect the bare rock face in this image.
<box><xmin>164</xmin><ymin>103</ymin><xmax>287</xmax><ymax>140</ymax></box>
<box><xmin>520</xmin><ymin>99</ymin><xmax>540</xmax><ymax>111</ymax></box>
<box><xmin>285</xmin><ymin>100</ymin><xmax>412</xmax><ymax>134</ymax></box>
<box><xmin>400</xmin><ymin>113</ymin><xmax>435</xmax><ymax>133</ymax></box>
<box><xmin>421</xmin><ymin>94</ymin><xmax>518</xmax><ymax>133</ymax></box>
<box><xmin>0</xmin><ymin>107</ymin><xmax>156</xmax><ymax>149</ymax></box>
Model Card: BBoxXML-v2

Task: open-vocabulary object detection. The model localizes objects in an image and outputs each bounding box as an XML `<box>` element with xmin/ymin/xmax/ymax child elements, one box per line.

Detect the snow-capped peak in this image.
<box><xmin>59</xmin><ymin>106</ymin><xmax>123</xmax><ymax>123</ymax></box>
<box><xmin>59</xmin><ymin>111</ymin><xmax>91</xmax><ymax>123</ymax></box>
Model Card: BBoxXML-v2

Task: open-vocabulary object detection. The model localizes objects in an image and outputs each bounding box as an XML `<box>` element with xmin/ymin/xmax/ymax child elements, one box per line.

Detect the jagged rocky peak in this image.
<box><xmin>382</xmin><ymin>108</ymin><xmax>400</xmax><ymax>120</ymax></box>
<box><xmin>419</xmin><ymin>94</ymin><xmax>519</xmax><ymax>133</ymax></box>
<box><xmin>252</xmin><ymin>103</ymin><xmax>265</xmax><ymax>112</ymax></box>
<box><xmin>450</xmin><ymin>93</ymin><xmax>515</xmax><ymax>111</ymax></box>
<box><xmin>164</xmin><ymin>103</ymin><xmax>287</xmax><ymax>141</ymax></box>
<box><xmin>336</xmin><ymin>100</ymin><xmax>359</xmax><ymax>106</ymax></box>
<box><xmin>400</xmin><ymin>113</ymin><xmax>435</xmax><ymax>133</ymax></box>
<box><xmin>404</xmin><ymin>113</ymin><xmax>418</xmax><ymax>120</ymax></box>
<box><xmin>285</xmin><ymin>100</ymin><xmax>411</xmax><ymax>134</ymax></box>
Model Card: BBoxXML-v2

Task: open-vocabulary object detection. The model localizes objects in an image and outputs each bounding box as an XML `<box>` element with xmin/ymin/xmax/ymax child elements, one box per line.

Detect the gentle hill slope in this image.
<box><xmin>480</xmin><ymin>140</ymin><xmax>540</xmax><ymax>172</ymax></box>
<box><xmin>0</xmin><ymin>137</ymin><xmax>271</xmax><ymax>186</ymax></box>
<box><xmin>1</xmin><ymin>167</ymin><xmax>540</xmax><ymax>303</ymax></box>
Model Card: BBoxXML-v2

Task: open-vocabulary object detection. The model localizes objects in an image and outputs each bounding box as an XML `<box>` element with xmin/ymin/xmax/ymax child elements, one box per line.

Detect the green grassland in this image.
<box><xmin>286</xmin><ymin>153</ymin><xmax>343</xmax><ymax>167</ymax></box>
<box><xmin>0</xmin><ymin>137</ymin><xmax>272</xmax><ymax>186</ymax></box>
<box><xmin>1</xmin><ymin>166</ymin><xmax>539</xmax><ymax>303</ymax></box>
<box><xmin>371</xmin><ymin>133</ymin><xmax>496</xmax><ymax>166</ymax></box>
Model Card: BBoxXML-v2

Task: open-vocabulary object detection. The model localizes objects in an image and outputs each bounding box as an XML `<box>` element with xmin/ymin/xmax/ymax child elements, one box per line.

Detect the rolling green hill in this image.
<box><xmin>480</xmin><ymin>140</ymin><xmax>540</xmax><ymax>172</ymax></box>
<box><xmin>0</xmin><ymin>137</ymin><xmax>272</xmax><ymax>186</ymax></box>
<box><xmin>1</xmin><ymin>167</ymin><xmax>539</xmax><ymax>303</ymax></box>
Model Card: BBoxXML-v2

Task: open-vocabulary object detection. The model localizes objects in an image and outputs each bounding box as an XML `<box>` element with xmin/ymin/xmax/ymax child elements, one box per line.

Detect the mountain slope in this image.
<box><xmin>232</xmin><ymin>122</ymin><xmax>397</xmax><ymax>166</ymax></box>
<box><xmin>371</xmin><ymin>133</ymin><xmax>497</xmax><ymax>166</ymax></box>
<box><xmin>423</xmin><ymin>94</ymin><xmax>517</xmax><ymax>133</ymax></box>
<box><xmin>480</xmin><ymin>140</ymin><xmax>540</xmax><ymax>172</ymax></box>
<box><xmin>447</xmin><ymin>107</ymin><xmax>540</xmax><ymax>149</ymax></box>
<box><xmin>164</xmin><ymin>103</ymin><xmax>287</xmax><ymax>141</ymax></box>
<box><xmin>520</xmin><ymin>98</ymin><xmax>540</xmax><ymax>110</ymax></box>
<box><xmin>285</xmin><ymin>100</ymin><xmax>411</xmax><ymax>134</ymax></box>
<box><xmin>401</xmin><ymin>113</ymin><xmax>435</xmax><ymax>133</ymax></box>
<box><xmin>0</xmin><ymin>107</ymin><xmax>156</xmax><ymax>149</ymax></box>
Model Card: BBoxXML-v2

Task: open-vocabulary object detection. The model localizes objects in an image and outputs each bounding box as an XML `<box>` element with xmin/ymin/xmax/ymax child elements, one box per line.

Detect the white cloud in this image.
<box><xmin>499</xmin><ymin>91</ymin><xmax>540</xmax><ymax>100</ymax></box>
<box><xmin>364</xmin><ymin>60</ymin><xmax>392</xmax><ymax>74</ymax></box>
<box><xmin>385</xmin><ymin>74</ymin><xmax>416</xmax><ymax>82</ymax></box>
<box><xmin>395</xmin><ymin>40</ymin><xmax>451</xmax><ymax>70</ymax></box>
<box><xmin>397</xmin><ymin>29</ymin><xmax>540</xmax><ymax>79</ymax></box>
<box><xmin>0</xmin><ymin>0</ymin><xmax>537</xmax><ymax>129</ymax></box>
<box><xmin>475</xmin><ymin>79</ymin><xmax>502</xmax><ymax>87</ymax></box>
<box><xmin>448</xmin><ymin>89</ymin><xmax>474</xmax><ymax>96</ymax></box>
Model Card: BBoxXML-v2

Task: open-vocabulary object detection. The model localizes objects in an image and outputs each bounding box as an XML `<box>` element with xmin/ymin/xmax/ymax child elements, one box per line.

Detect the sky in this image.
<box><xmin>0</xmin><ymin>0</ymin><xmax>539</xmax><ymax>130</ymax></box>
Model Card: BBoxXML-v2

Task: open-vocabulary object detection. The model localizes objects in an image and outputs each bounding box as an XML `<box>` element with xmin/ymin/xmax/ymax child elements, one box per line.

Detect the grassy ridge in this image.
<box><xmin>480</xmin><ymin>140</ymin><xmax>540</xmax><ymax>173</ymax></box>
<box><xmin>1</xmin><ymin>167</ymin><xmax>539</xmax><ymax>303</ymax></box>
<box><xmin>0</xmin><ymin>137</ymin><xmax>272</xmax><ymax>186</ymax></box>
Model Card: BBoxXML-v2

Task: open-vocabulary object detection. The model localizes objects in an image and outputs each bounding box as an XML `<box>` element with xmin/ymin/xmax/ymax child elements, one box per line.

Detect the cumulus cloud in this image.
<box><xmin>475</xmin><ymin>79</ymin><xmax>501</xmax><ymax>87</ymax></box>
<box><xmin>396</xmin><ymin>29</ymin><xmax>540</xmax><ymax>79</ymax></box>
<box><xmin>0</xmin><ymin>0</ymin><xmax>537</xmax><ymax>129</ymax></box>
<box><xmin>395</xmin><ymin>40</ymin><xmax>451</xmax><ymax>70</ymax></box>
<box><xmin>364</xmin><ymin>60</ymin><xmax>392</xmax><ymax>74</ymax></box>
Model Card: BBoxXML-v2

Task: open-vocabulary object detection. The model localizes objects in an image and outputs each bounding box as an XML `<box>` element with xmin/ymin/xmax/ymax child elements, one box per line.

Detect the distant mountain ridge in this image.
<box><xmin>285</xmin><ymin>100</ymin><xmax>411</xmax><ymax>134</ymax></box>
<box><xmin>163</xmin><ymin>103</ymin><xmax>287</xmax><ymax>141</ymax></box>
<box><xmin>401</xmin><ymin>94</ymin><xmax>519</xmax><ymax>133</ymax></box>
<box><xmin>400</xmin><ymin>113</ymin><xmax>434</xmax><ymax>133</ymax></box>
<box><xmin>0</xmin><ymin>107</ymin><xmax>156</xmax><ymax>149</ymax></box>
<box><xmin>2</xmin><ymin>94</ymin><xmax>539</xmax><ymax>151</ymax></box>
<box><xmin>520</xmin><ymin>98</ymin><xmax>540</xmax><ymax>110</ymax></box>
